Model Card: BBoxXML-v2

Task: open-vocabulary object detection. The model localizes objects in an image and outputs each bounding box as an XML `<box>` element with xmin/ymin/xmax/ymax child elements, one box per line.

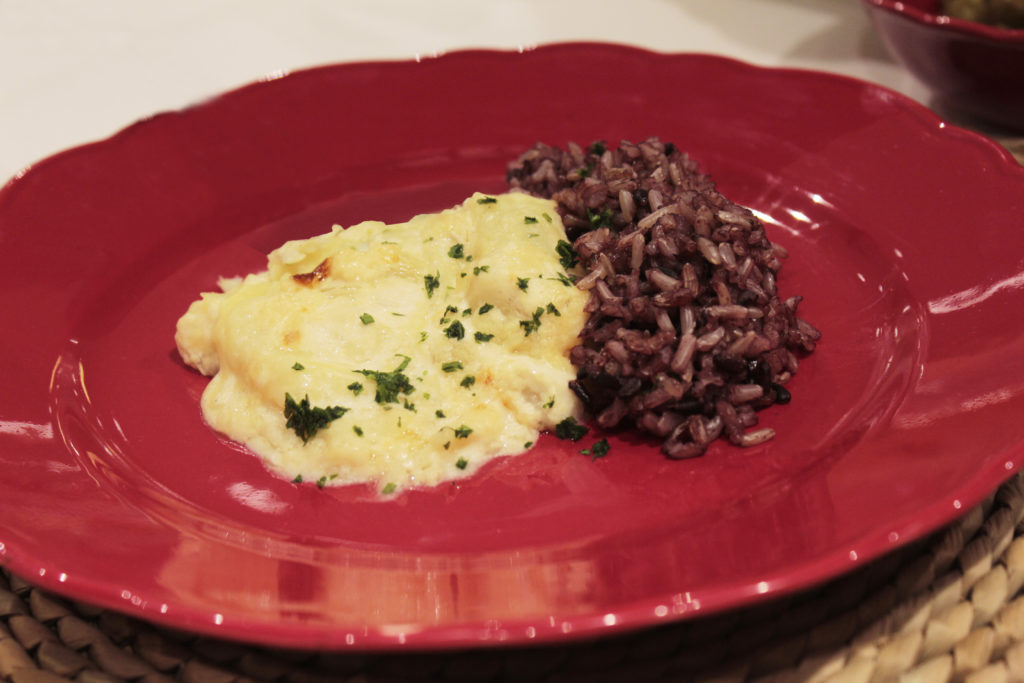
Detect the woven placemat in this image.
<box><xmin>0</xmin><ymin>470</ymin><xmax>1022</xmax><ymax>683</ymax></box>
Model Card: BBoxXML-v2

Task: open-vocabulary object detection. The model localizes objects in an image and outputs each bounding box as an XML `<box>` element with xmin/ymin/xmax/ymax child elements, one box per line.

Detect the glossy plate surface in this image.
<box><xmin>2</xmin><ymin>44</ymin><xmax>1024</xmax><ymax>650</ymax></box>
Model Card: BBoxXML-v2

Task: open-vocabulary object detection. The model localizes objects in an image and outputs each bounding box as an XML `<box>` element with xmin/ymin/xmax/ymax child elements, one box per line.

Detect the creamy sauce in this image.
<box><xmin>175</xmin><ymin>192</ymin><xmax>587</xmax><ymax>491</ymax></box>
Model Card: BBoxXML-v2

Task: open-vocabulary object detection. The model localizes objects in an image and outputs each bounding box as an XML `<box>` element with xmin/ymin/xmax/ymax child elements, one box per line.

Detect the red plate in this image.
<box><xmin>2</xmin><ymin>44</ymin><xmax>1024</xmax><ymax>650</ymax></box>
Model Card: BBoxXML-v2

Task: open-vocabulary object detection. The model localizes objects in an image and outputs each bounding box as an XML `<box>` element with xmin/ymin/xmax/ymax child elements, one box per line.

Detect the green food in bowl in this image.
<box><xmin>942</xmin><ymin>0</ymin><xmax>1024</xmax><ymax>28</ymax></box>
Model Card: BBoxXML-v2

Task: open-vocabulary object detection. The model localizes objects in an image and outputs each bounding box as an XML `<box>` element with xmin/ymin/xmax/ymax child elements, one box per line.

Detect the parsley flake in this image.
<box><xmin>360</xmin><ymin>313</ymin><xmax>375</xmax><ymax>325</ymax></box>
<box><xmin>292</xmin><ymin>362</ymin><xmax>305</xmax><ymax>371</ymax></box>
<box><xmin>589</xmin><ymin>141</ymin><xmax>607</xmax><ymax>156</ymax></box>
<box><xmin>448</xmin><ymin>243</ymin><xmax>465</xmax><ymax>259</ymax></box>
<box><xmin>478</xmin><ymin>303</ymin><xmax>494</xmax><ymax>314</ymax></box>
<box><xmin>292</xmin><ymin>474</ymin><xmax>303</xmax><ymax>484</ymax></box>
<box><xmin>444</xmin><ymin>320</ymin><xmax>465</xmax><ymax>340</ymax></box>
<box><xmin>435</xmin><ymin>409</ymin><xmax>446</xmax><ymax>418</ymax></box>
<box><xmin>555</xmin><ymin>417</ymin><xmax>589</xmax><ymax>442</ymax></box>
<box><xmin>554</xmin><ymin>272</ymin><xmax>575</xmax><ymax>287</ymax></box>
<box><xmin>454</xmin><ymin>425</ymin><xmax>473</xmax><ymax>439</ymax></box>
<box><xmin>580</xmin><ymin>438</ymin><xmax>611</xmax><ymax>460</ymax></box>
<box><xmin>439</xmin><ymin>304</ymin><xmax>459</xmax><ymax>324</ymax></box>
<box><xmin>382</xmin><ymin>482</ymin><xmax>397</xmax><ymax>495</ymax></box>
<box><xmin>460</xmin><ymin>375</ymin><xmax>476</xmax><ymax>389</ymax></box>
<box><xmin>523</xmin><ymin>441</ymin><xmax>534</xmax><ymax>449</ymax></box>
<box><xmin>524</xmin><ymin>216</ymin><xmax>538</xmax><ymax>224</ymax></box>
<box><xmin>353</xmin><ymin>425</ymin><xmax>364</xmax><ymax>436</ymax></box>
<box><xmin>284</xmin><ymin>393</ymin><xmax>348</xmax><ymax>444</ymax></box>
<box><xmin>355</xmin><ymin>356</ymin><xmax>414</xmax><ymax>404</ymax></box>
<box><xmin>546</xmin><ymin>302</ymin><xmax>561</xmax><ymax>316</ymax></box>
<box><xmin>542</xmin><ymin>212</ymin><xmax>553</xmax><ymax>223</ymax></box>
<box><xmin>424</xmin><ymin>272</ymin><xmax>440</xmax><ymax>298</ymax></box>
<box><xmin>519</xmin><ymin>307</ymin><xmax>545</xmax><ymax>336</ymax></box>
<box><xmin>456</xmin><ymin>457</ymin><xmax>468</xmax><ymax>470</ymax></box>
<box><xmin>477</xmin><ymin>196</ymin><xmax>498</xmax><ymax>204</ymax></box>
<box><xmin>316</xmin><ymin>474</ymin><xmax>339</xmax><ymax>489</ymax></box>
<box><xmin>347</xmin><ymin>381</ymin><xmax>363</xmax><ymax>395</ymax></box>
<box><xmin>474</xmin><ymin>331</ymin><xmax>494</xmax><ymax>343</ymax></box>
<box><xmin>587</xmin><ymin>208</ymin><xmax>614</xmax><ymax>230</ymax></box>
<box><xmin>556</xmin><ymin>240</ymin><xmax>578</xmax><ymax>269</ymax></box>
<box><xmin>517</xmin><ymin>277</ymin><xmax>530</xmax><ymax>291</ymax></box>
<box><xmin>442</xmin><ymin>360</ymin><xmax>464</xmax><ymax>373</ymax></box>
<box><xmin>473</xmin><ymin>265</ymin><xmax>490</xmax><ymax>275</ymax></box>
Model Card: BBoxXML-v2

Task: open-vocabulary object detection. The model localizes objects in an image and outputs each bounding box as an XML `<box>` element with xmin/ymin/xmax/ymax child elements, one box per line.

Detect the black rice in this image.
<box><xmin>507</xmin><ymin>138</ymin><xmax>821</xmax><ymax>458</ymax></box>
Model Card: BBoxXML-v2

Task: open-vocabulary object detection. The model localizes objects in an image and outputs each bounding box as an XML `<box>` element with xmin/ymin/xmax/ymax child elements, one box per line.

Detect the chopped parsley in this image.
<box><xmin>435</xmin><ymin>409</ymin><xmax>446</xmax><ymax>418</ymax></box>
<box><xmin>441</xmin><ymin>360</ymin><xmax>464</xmax><ymax>373</ymax></box>
<box><xmin>580</xmin><ymin>438</ymin><xmax>611</xmax><ymax>460</ymax></box>
<box><xmin>284</xmin><ymin>393</ymin><xmax>348</xmax><ymax>444</ymax></box>
<box><xmin>474</xmin><ymin>331</ymin><xmax>494</xmax><ymax>343</ymax></box>
<box><xmin>382</xmin><ymin>482</ymin><xmax>397</xmax><ymax>495</ymax></box>
<box><xmin>456</xmin><ymin>457</ymin><xmax>468</xmax><ymax>470</ymax></box>
<box><xmin>477</xmin><ymin>196</ymin><xmax>498</xmax><ymax>204</ymax></box>
<box><xmin>291</xmin><ymin>362</ymin><xmax>305</xmax><ymax>371</ymax></box>
<box><xmin>523</xmin><ymin>441</ymin><xmax>534</xmax><ymax>449</ymax></box>
<box><xmin>578</xmin><ymin>164</ymin><xmax>593</xmax><ymax>178</ymax></box>
<box><xmin>553</xmin><ymin>271</ymin><xmax>575</xmax><ymax>287</ymax></box>
<box><xmin>424</xmin><ymin>272</ymin><xmax>440</xmax><ymax>298</ymax></box>
<box><xmin>355</xmin><ymin>356</ymin><xmax>414</xmax><ymax>404</ymax></box>
<box><xmin>347</xmin><ymin>381</ymin><xmax>364</xmax><ymax>395</ymax></box>
<box><xmin>478</xmin><ymin>303</ymin><xmax>494</xmax><ymax>314</ymax></box>
<box><xmin>316</xmin><ymin>474</ymin><xmax>339</xmax><ymax>488</ymax></box>
<box><xmin>519</xmin><ymin>307</ymin><xmax>545</xmax><ymax>336</ymax></box>
<box><xmin>439</xmin><ymin>304</ymin><xmax>459</xmax><ymax>324</ymax></box>
<box><xmin>460</xmin><ymin>375</ymin><xmax>476</xmax><ymax>389</ymax></box>
<box><xmin>448</xmin><ymin>243</ymin><xmax>465</xmax><ymax>259</ymax></box>
<box><xmin>473</xmin><ymin>265</ymin><xmax>490</xmax><ymax>275</ymax></box>
<box><xmin>454</xmin><ymin>425</ymin><xmax>473</xmax><ymax>439</ymax></box>
<box><xmin>542</xmin><ymin>212</ymin><xmax>553</xmax><ymax>223</ymax></box>
<box><xmin>462</xmin><ymin>307</ymin><xmax>472</xmax><ymax>316</ymax></box>
<box><xmin>587</xmin><ymin>208</ymin><xmax>614</xmax><ymax>230</ymax></box>
<box><xmin>546</xmin><ymin>302</ymin><xmax>561</xmax><ymax>316</ymax></box>
<box><xmin>516</xmin><ymin>277</ymin><xmax>530</xmax><ymax>291</ymax></box>
<box><xmin>524</xmin><ymin>216</ymin><xmax>538</xmax><ymax>224</ymax></box>
<box><xmin>589</xmin><ymin>141</ymin><xmax>606</xmax><ymax>156</ymax></box>
<box><xmin>555</xmin><ymin>417</ymin><xmax>589</xmax><ymax>442</ymax></box>
<box><xmin>543</xmin><ymin>396</ymin><xmax>555</xmax><ymax>409</ymax></box>
<box><xmin>359</xmin><ymin>313</ymin><xmax>375</xmax><ymax>325</ymax></box>
<box><xmin>353</xmin><ymin>425</ymin><xmax>364</xmax><ymax>436</ymax></box>
<box><xmin>444</xmin><ymin>320</ymin><xmax>466</xmax><ymax>340</ymax></box>
<box><xmin>292</xmin><ymin>474</ymin><xmax>303</xmax><ymax>484</ymax></box>
<box><xmin>556</xmin><ymin>240</ymin><xmax>578</xmax><ymax>269</ymax></box>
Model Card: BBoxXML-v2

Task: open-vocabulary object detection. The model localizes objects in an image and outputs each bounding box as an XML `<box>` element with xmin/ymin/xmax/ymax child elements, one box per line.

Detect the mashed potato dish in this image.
<box><xmin>175</xmin><ymin>192</ymin><xmax>588</xmax><ymax>491</ymax></box>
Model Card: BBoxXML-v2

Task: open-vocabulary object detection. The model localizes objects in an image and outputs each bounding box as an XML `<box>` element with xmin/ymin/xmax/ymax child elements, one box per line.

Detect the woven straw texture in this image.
<box><xmin>0</xmin><ymin>135</ymin><xmax>1021</xmax><ymax>683</ymax></box>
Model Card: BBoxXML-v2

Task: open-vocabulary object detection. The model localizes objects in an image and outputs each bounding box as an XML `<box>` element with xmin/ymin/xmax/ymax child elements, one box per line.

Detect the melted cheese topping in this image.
<box><xmin>175</xmin><ymin>192</ymin><xmax>587</xmax><ymax>491</ymax></box>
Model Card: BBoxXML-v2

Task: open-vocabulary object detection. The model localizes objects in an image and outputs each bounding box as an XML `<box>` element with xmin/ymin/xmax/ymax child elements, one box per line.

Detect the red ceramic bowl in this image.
<box><xmin>863</xmin><ymin>0</ymin><xmax>1024</xmax><ymax>129</ymax></box>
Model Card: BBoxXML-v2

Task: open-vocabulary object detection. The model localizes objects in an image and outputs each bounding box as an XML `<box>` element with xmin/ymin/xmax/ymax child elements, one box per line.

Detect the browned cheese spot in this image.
<box><xmin>292</xmin><ymin>258</ymin><xmax>331</xmax><ymax>286</ymax></box>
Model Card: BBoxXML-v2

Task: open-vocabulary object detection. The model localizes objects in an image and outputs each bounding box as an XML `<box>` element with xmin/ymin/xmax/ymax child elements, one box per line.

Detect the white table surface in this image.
<box><xmin>0</xmin><ymin>0</ymin><xmax>927</xmax><ymax>185</ymax></box>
